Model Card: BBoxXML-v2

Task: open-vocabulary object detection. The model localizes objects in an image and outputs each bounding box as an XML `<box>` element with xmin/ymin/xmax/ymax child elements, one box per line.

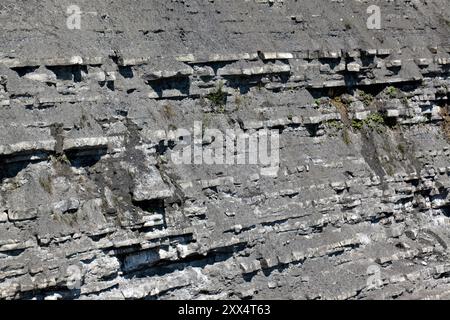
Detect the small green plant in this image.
<box><xmin>314</xmin><ymin>98</ymin><xmax>321</xmax><ymax>106</ymax></box>
<box><xmin>327</xmin><ymin>119</ymin><xmax>343</xmax><ymax>129</ymax></box>
<box><xmin>206</xmin><ymin>82</ymin><xmax>227</xmax><ymax>107</ymax></box>
<box><xmin>351</xmin><ymin>119</ymin><xmax>364</xmax><ymax>130</ymax></box>
<box><xmin>367</xmin><ymin>112</ymin><xmax>385</xmax><ymax>125</ymax></box>
<box><xmin>359</xmin><ymin>91</ymin><xmax>374</xmax><ymax>106</ymax></box>
<box><xmin>51</xmin><ymin>154</ymin><xmax>70</xmax><ymax>165</ymax></box>
<box><xmin>351</xmin><ymin>112</ymin><xmax>385</xmax><ymax>131</ymax></box>
<box><xmin>366</xmin><ymin>113</ymin><xmax>385</xmax><ymax>133</ymax></box>
<box><xmin>386</xmin><ymin>86</ymin><xmax>398</xmax><ymax>98</ymax></box>
<box><xmin>217</xmin><ymin>105</ymin><xmax>226</xmax><ymax>114</ymax></box>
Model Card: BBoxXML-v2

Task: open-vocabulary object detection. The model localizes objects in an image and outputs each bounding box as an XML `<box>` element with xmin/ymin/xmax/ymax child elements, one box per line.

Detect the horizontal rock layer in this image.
<box><xmin>0</xmin><ymin>0</ymin><xmax>450</xmax><ymax>300</ymax></box>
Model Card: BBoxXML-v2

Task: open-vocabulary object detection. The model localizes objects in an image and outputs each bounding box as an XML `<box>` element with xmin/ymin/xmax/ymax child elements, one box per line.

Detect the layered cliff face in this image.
<box><xmin>1</xmin><ymin>0</ymin><xmax>450</xmax><ymax>300</ymax></box>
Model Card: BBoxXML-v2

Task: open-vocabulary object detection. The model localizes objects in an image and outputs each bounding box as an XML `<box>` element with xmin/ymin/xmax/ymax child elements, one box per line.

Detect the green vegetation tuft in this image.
<box><xmin>327</xmin><ymin>119</ymin><xmax>343</xmax><ymax>129</ymax></box>
<box><xmin>206</xmin><ymin>82</ymin><xmax>227</xmax><ymax>107</ymax></box>
<box><xmin>359</xmin><ymin>91</ymin><xmax>374</xmax><ymax>107</ymax></box>
<box><xmin>314</xmin><ymin>98</ymin><xmax>321</xmax><ymax>106</ymax></box>
<box><xmin>351</xmin><ymin>112</ymin><xmax>385</xmax><ymax>132</ymax></box>
<box><xmin>386</xmin><ymin>86</ymin><xmax>398</xmax><ymax>98</ymax></box>
<box><xmin>351</xmin><ymin>119</ymin><xmax>364</xmax><ymax>130</ymax></box>
<box><xmin>367</xmin><ymin>112</ymin><xmax>385</xmax><ymax>125</ymax></box>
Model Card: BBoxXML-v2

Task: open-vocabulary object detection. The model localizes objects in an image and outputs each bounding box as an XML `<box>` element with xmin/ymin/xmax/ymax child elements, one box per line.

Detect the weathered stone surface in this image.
<box><xmin>0</xmin><ymin>0</ymin><xmax>450</xmax><ymax>301</ymax></box>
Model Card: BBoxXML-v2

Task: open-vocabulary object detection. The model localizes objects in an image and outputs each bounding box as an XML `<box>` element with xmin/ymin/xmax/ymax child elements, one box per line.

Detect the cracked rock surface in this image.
<box><xmin>1</xmin><ymin>0</ymin><xmax>450</xmax><ymax>300</ymax></box>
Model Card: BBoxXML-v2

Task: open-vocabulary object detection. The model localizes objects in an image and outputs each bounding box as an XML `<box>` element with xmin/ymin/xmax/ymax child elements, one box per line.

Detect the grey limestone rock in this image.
<box><xmin>0</xmin><ymin>0</ymin><xmax>450</xmax><ymax>300</ymax></box>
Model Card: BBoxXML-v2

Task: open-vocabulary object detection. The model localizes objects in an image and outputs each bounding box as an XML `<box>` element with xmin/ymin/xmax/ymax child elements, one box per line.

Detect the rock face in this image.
<box><xmin>1</xmin><ymin>0</ymin><xmax>450</xmax><ymax>300</ymax></box>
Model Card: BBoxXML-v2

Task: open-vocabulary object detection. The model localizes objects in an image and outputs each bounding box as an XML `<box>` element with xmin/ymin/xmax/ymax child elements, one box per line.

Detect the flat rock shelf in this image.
<box><xmin>0</xmin><ymin>0</ymin><xmax>450</xmax><ymax>300</ymax></box>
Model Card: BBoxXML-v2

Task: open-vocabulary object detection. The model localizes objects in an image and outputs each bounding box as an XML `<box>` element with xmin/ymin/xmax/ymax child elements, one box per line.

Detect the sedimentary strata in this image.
<box><xmin>0</xmin><ymin>0</ymin><xmax>450</xmax><ymax>300</ymax></box>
